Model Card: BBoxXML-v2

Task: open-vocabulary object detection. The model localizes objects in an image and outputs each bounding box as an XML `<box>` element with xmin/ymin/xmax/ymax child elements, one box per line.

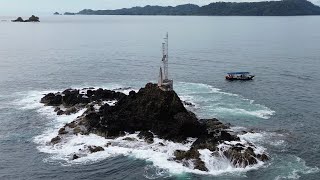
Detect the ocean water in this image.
<box><xmin>0</xmin><ymin>15</ymin><xmax>320</xmax><ymax>179</ymax></box>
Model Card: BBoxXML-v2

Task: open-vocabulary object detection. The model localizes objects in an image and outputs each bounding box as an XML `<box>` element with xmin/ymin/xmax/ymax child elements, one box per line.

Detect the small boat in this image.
<box><xmin>225</xmin><ymin>72</ymin><xmax>254</xmax><ymax>81</ymax></box>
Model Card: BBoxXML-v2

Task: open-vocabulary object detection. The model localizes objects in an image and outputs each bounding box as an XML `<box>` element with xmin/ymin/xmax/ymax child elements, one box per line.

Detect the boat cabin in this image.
<box><xmin>226</xmin><ymin>72</ymin><xmax>254</xmax><ymax>81</ymax></box>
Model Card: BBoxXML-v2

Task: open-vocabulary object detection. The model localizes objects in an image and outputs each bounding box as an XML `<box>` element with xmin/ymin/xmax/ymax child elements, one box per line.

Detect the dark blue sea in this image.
<box><xmin>0</xmin><ymin>15</ymin><xmax>319</xmax><ymax>179</ymax></box>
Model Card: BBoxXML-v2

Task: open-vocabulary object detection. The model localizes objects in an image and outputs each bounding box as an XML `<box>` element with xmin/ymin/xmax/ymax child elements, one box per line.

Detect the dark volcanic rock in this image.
<box><xmin>98</xmin><ymin>83</ymin><xmax>206</xmax><ymax>142</ymax></box>
<box><xmin>138</xmin><ymin>131</ymin><xmax>154</xmax><ymax>144</ymax></box>
<box><xmin>40</xmin><ymin>88</ymin><xmax>125</xmax><ymax>109</ymax></box>
<box><xmin>174</xmin><ymin>148</ymin><xmax>208</xmax><ymax>171</ymax></box>
<box><xmin>88</xmin><ymin>146</ymin><xmax>104</xmax><ymax>153</ymax></box>
<box><xmin>41</xmin><ymin>93</ymin><xmax>62</xmax><ymax>106</ymax></box>
<box><xmin>25</xmin><ymin>15</ymin><xmax>40</xmax><ymax>22</ymax></box>
<box><xmin>182</xmin><ymin>101</ymin><xmax>195</xmax><ymax>107</ymax></box>
<box><xmin>51</xmin><ymin>136</ymin><xmax>61</xmax><ymax>144</ymax></box>
<box><xmin>41</xmin><ymin>83</ymin><xmax>270</xmax><ymax>171</ymax></box>
<box><xmin>72</xmin><ymin>154</ymin><xmax>79</xmax><ymax>160</ymax></box>
<box><xmin>13</xmin><ymin>15</ymin><xmax>40</xmax><ymax>22</ymax></box>
<box><xmin>123</xmin><ymin>137</ymin><xmax>137</xmax><ymax>141</ymax></box>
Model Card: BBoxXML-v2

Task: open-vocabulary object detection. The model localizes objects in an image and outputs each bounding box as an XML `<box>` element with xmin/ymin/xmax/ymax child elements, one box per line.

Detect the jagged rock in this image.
<box><xmin>41</xmin><ymin>93</ymin><xmax>62</xmax><ymax>106</ymax></box>
<box><xmin>54</xmin><ymin>12</ymin><xmax>61</xmax><ymax>15</ymax></box>
<box><xmin>73</xmin><ymin>127</ymin><xmax>82</xmax><ymax>134</ymax></box>
<box><xmin>58</xmin><ymin>127</ymin><xmax>68</xmax><ymax>135</ymax></box>
<box><xmin>182</xmin><ymin>101</ymin><xmax>195</xmax><ymax>107</ymax></box>
<box><xmin>257</xmin><ymin>153</ymin><xmax>269</xmax><ymax>161</ymax></box>
<box><xmin>65</xmin><ymin>107</ymin><xmax>78</xmax><ymax>115</ymax></box>
<box><xmin>41</xmin><ymin>83</ymin><xmax>270</xmax><ymax>171</ymax></box>
<box><xmin>40</xmin><ymin>88</ymin><xmax>125</xmax><ymax>108</ymax></box>
<box><xmin>138</xmin><ymin>131</ymin><xmax>154</xmax><ymax>144</ymax></box>
<box><xmin>72</xmin><ymin>154</ymin><xmax>79</xmax><ymax>160</ymax></box>
<box><xmin>25</xmin><ymin>15</ymin><xmax>40</xmax><ymax>22</ymax></box>
<box><xmin>200</xmin><ymin>118</ymin><xmax>230</xmax><ymax>134</ymax></box>
<box><xmin>191</xmin><ymin>137</ymin><xmax>218</xmax><ymax>151</ymax></box>
<box><xmin>220</xmin><ymin>130</ymin><xmax>240</xmax><ymax>142</ymax></box>
<box><xmin>88</xmin><ymin>146</ymin><xmax>104</xmax><ymax>153</ymax></box>
<box><xmin>174</xmin><ymin>148</ymin><xmax>208</xmax><ymax>171</ymax></box>
<box><xmin>66</xmin><ymin>121</ymin><xmax>77</xmax><ymax>128</ymax></box>
<box><xmin>57</xmin><ymin>110</ymin><xmax>64</xmax><ymax>115</ymax></box>
<box><xmin>99</xmin><ymin>83</ymin><xmax>206</xmax><ymax>142</ymax></box>
<box><xmin>222</xmin><ymin>146</ymin><xmax>263</xmax><ymax>167</ymax></box>
<box><xmin>54</xmin><ymin>107</ymin><xmax>60</xmax><ymax>112</ymax></box>
<box><xmin>51</xmin><ymin>136</ymin><xmax>61</xmax><ymax>144</ymax></box>
<box><xmin>194</xmin><ymin>159</ymin><xmax>208</xmax><ymax>171</ymax></box>
<box><xmin>123</xmin><ymin>137</ymin><xmax>137</xmax><ymax>141</ymax></box>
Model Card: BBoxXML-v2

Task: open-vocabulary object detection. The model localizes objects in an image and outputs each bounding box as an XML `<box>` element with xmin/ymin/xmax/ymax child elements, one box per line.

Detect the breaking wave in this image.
<box><xmin>175</xmin><ymin>82</ymin><xmax>275</xmax><ymax>120</ymax></box>
<box><xmin>12</xmin><ymin>83</ymin><xmax>273</xmax><ymax>178</ymax></box>
<box><xmin>16</xmin><ymin>82</ymin><xmax>318</xmax><ymax>179</ymax></box>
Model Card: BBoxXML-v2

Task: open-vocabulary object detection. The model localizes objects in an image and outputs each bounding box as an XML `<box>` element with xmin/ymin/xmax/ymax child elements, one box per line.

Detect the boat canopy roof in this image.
<box><xmin>227</xmin><ymin>72</ymin><xmax>250</xmax><ymax>75</ymax></box>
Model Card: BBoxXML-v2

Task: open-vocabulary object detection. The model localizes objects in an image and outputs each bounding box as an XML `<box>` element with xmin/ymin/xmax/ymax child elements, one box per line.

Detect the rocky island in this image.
<box><xmin>73</xmin><ymin>0</ymin><xmax>320</xmax><ymax>16</ymax></box>
<box><xmin>12</xmin><ymin>15</ymin><xmax>40</xmax><ymax>22</ymax></box>
<box><xmin>41</xmin><ymin>83</ymin><xmax>269</xmax><ymax>171</ymax></box>
<box><xmin>40</xmin><ymin>34</ymin><xmax>268</xmax><ymax>171</ymax></box>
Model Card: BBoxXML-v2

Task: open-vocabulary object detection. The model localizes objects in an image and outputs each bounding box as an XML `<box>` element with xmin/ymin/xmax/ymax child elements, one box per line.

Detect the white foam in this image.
<box><xmin>213</xmin><ymin>107</ymin><xmax>275</xmax><ymax>119</ymax></box>
<box><xmin>199</xmin><ymin>148</ymin><xmax>264</xmax><ymax>176</ymax></box>
<box><xmin>14</xmin><ymin>84</ymin><xmax>274</xmax><ymax>177</ymax></box>
<box><xmin>174</xmin><ymin>82</ymin><xmax>275</xmax><ymax>120</ymax></box>
<box><xmin>239</xmin><ymin>131</ymin><xmax>286</xmax><ymax>148</ymax></box>
<box><xmin>274</xmin><ymin>156</ymin><xmax>319</xmax><ymax>180</ymax></box>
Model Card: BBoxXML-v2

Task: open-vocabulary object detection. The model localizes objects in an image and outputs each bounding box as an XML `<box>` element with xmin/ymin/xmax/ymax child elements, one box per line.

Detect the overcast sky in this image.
<box><xmin>0</xmin><ymin>0</ymin><xmax>319</xmax><ymax>15</ymax></box>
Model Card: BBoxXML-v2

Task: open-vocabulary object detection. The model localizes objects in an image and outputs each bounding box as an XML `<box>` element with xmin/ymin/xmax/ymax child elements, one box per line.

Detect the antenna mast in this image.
<box><xmin>163</xmin><ymin>32</ymin><xmax>169</xmax><ymax>80</ymax></box>
<box><xmin>158</xmin><ymin>32</ymin><xmax>173</xmax><ymax>91</ymax></box>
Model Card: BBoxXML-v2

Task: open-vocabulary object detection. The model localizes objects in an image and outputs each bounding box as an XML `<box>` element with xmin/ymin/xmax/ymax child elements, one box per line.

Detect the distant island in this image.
<box><xmin>12</xmin><ymin>15</ymin><xmax>40</xmax><ymax>22</ymax></box>
<box><xmin>64</xmin><ymin>0</ymin><xmax>320</xmax><ymax>16</ymax></box>
<box><xmin>64</xmin><ymin>12</ymin><xmax>76</xmax><ymax>15</ymax></box>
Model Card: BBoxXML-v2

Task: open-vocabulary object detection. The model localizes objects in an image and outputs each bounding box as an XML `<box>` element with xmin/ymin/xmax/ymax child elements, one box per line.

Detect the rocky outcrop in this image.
<box><xmin>51</xmin><ymin>136</ymin><xmax>61</xmax><ymax>144</ymax></box>
<box><xmin>25</xmin><ymin>15</ymin><xmax>40</xmax><ymax>22</ymax></box>
<box><xmin>96</xmin><ymin>83</ymin><xmax>206</xmax><ymax>141</ymax></box>
<box><xmin>88</xmin><ymin>146</ymin><xmax>104</xmax><ymax>153</ymax></box>
<box><xmin>42</xmin><ymin>83</ymin><xmax>270</xmax><ymax>170</ymax></box>
<box><xmin>41</xmin><ymin>88</ymin><xmax>125</xmax><ymax>108</ymax></box>
<box><xmin>174</xmin><ymin>148</ymin><xmax>208</xmax><ymax>171</ymax></box>
<box><xmin>64</xmin><ymin>12</ymin><xmax>76</xmax><ymax>15</ymax></box>
<box><xmin>12</xmin><ymin>15</ymin><xmax>40</xmax><ymax>22</ymax></box>
<box><xmin>137</xmin><ymin>131</ymin><xmax>154</xmax><ymax>144</ymax></box>
<box><xmin>12</xmin><ymin>17</ymin><xmax>24</xmax><ymax>22</ymax></box>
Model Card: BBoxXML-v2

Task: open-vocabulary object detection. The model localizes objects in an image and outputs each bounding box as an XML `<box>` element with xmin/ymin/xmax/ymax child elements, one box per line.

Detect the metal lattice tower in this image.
<box><xmin>162</xmin><ymin>33</ymin><xmax>169</xmax><ymax>80</ymax></box>
<box><xmin>158</xmin><ymin>32</ymin><xmax>173</xmax><ymax>91</ymax></box>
